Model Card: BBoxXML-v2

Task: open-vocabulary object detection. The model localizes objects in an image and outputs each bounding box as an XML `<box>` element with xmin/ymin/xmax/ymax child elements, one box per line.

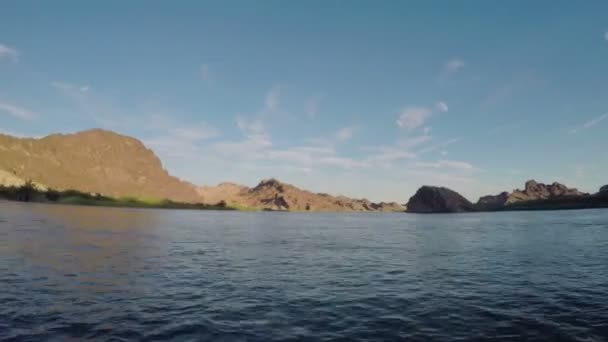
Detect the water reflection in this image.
<box><xmin>2</xmin><ymin>202</ymin><xmax>165</xmax><ymax>294</ymax></box>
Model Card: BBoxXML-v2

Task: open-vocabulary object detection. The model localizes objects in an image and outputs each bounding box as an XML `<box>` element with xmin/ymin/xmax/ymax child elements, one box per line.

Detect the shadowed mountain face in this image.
<box><xmin>198</xmin><ymin>178</ymin><xmax>405</xmax><ymax>212</ymax></box>
<box><xmin>477</xmin><ymin>180</ymin><xmax>587</xmax><ymax>210</ymax></box>
<box><xmin>406</xmin><ymin>186</ymin><xmax>476</xmax><ymax>213</ymax></box>
<box><xmin>0</xmin><ymin>129</ymin><xmax>201</xmax><ymax>202</ymax></box>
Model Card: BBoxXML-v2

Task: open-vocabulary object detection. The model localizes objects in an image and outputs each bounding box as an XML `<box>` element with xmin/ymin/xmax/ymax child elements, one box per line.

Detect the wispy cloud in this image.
<box><xmin>307</xmin><ymin>126</ymin><xmax>358</xmax><ymax>146</ymax></box>
<box><xmin>305</xmin><ymin>95</ymin><xmax>324</xmax><ymax>118</ymax></box>
<box><xmin>145</xmin><ymin>121</ymin><xmax>219</xmax><ymax>159</ymax></box>
<box><xmin>415</xmin><ymin>159</ymin><xmax>475</xmax><ymax>170</ymax></box>
<box><xmin>396</xmin><ymin>101</ymin><xmax>448</xmax><ymax>129</ymax></box>
<box><xmin>396</xmin><ymin>107</ymin><xmax>432</xmax><ymax>129</ymax></box>
<box><xmin>419</xmin><ymin>137</ymin><xmax>462</xmax><ymax>154</ymax></box>
<box><xmin>213</xmin><ymin>115</ymin><xmax>365</xmax><ymax>170</ymax></box>
<box><xmin>0</xmin><ymin>43</ymin><xmax>19</xmax><ymax>62</ymax></box>
<box><xmin>444</xmin><ymin>59</ymin><xmax>465</xmax><ymax>74</ymax></box>
<box><xmin>364</xmin><ymin>145</ymin><xmax>417</xmax><ymax>164</ymax></box>
<box><xmin>397</xmin><ymin>134</ymin><xmax>433</xmax><ymax>149</ymax></box>
<box><xmin>571</xmin><ymin>113</ymin><xmax>608</xmax><ymax>134</ymax></box>
<box><xmin>264</xmin><ymin>86</ymin><xmax>281</xmax><ymax>113</ymax></box>
<box><xmin>335</xmin><ymin>126</ymin><xmax>356</xmax><ymax>142</ymax></box>
<box><xmin>435</xmin><ymin>101</ymin><xmax>449</xmax><ymax>112</ymax></box>
<box><xmin>0</xmin><ymin>102</ymin><xmax>35</xmax><ymax>120</ymax></box>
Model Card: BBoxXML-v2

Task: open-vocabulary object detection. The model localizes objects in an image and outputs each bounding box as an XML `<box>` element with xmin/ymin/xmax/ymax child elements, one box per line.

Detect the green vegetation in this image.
<box><xmin>0</xmin><ymin>181</ymin><xmax>236</xmax><ymax>211</ymax></box>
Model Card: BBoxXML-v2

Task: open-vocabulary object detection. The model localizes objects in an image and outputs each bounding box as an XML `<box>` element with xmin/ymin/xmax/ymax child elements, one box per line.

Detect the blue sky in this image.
<box><xmin>1</xmin><ymin>1</ymin><xmax>607</xmax><ymax>202</ymax></box>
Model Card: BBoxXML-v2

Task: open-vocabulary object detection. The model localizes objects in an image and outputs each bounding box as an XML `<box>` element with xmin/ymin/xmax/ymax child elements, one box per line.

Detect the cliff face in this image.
<box><xmin>0</xmin><ymin>129</ymin><xmax>201</xmax><ymax>202</ymax></box>
<box><xmin>197</xmin><ymin>178</ymin><xmax>405</xmax><ymax>212</ymax></box>
<box><xmin>406</xmin><ymin>186</ymin><xmax>476</xmax><ymax>213</ymax></box>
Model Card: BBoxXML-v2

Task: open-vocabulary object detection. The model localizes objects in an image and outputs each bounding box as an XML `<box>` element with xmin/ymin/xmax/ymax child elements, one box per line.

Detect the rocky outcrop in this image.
<box><xmin>507</xmin><ymin>180</ymin><xmax>586</xmax><ymax>203</ymax></box>
<box><xmin>0</xmin><ymin>129</ymin><xmax>201</xmax><ymax>202</ymax></box>
<box><xmin>600</xmin><ymin>185</ymin><xmax>608</xmax><ymax>194</ymax></box>
<box><xmin>476</xmin><ymin>180</ymin><xmax>587</xmax><ymax>210</ymax></box>
<box><xmin>406</xmin><ymin>186</ymin><xmax>475</xmax><ymax>213</ymax></box>
<box><xmin>197</xmin><ymin>178</ymin><xmax>405</xmax><ymax>212</ymax></box>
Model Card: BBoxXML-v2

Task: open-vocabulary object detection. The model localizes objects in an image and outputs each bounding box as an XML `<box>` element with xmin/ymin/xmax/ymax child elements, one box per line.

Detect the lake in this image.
<box><xmin>1</xmin><ymin>201</ymin><xmax>607</xmax><ymax>341</ymax></box>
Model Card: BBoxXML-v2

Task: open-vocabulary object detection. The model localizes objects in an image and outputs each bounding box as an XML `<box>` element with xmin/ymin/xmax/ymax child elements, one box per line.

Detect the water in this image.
<box><xmin>1</xmin><ymin>202</ymin><xmax>607</xmax><ymax>341</ymax></box>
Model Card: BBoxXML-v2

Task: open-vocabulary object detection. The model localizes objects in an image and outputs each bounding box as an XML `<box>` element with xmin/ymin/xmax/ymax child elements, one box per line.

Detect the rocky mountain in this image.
<box><xmin>406</xmin><ymin>186</ymin><xmax>476</xmax><ymax>213</ymax></box>
<box><xmin>0</xmin><ymin>129</ymin><xmax>201</xmax><ymax>202</ymax></box>
<box><xmin>0</xmin><ymin>129</ymin><xmax>404</xmax><ymax>211</ymax></box>
<box><xmin>477</xmin><ymin>180</ymin><xmax>587</xmax><ymax>210</ymax></box>
<box><xmin>197</xmin><ymin>178</ymin><xmax>405</xmax><ymax>212</ymax></box>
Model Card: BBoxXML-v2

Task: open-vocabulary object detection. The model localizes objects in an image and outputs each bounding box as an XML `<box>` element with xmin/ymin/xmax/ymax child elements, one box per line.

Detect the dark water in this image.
<box><xmin>1</xmin><ymin>202</ymin><xmax>607</xmax><ymax>341</ymax></box>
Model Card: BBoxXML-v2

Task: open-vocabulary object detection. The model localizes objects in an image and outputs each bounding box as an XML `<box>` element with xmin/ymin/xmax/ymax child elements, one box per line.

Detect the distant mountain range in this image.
<box><xmin>197</xmin><ymin>178</ymin><xmax>404</xmax><ymax>212</ymax></box>
<box><xmin>0</xmin><ymin>129</ymin><xmax>402</xmax><ymax>212</ymax></box>
<box><xmin>1</xmin><ymin>129</ymin><xmax>606</xmax><ymax>213</ymax></box>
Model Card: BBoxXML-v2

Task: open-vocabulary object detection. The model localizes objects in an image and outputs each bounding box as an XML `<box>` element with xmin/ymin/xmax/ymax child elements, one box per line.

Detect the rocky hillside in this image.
<box><xmin>477</xmin><ymin>180</ymin><xmax>587</xmax><ymax>210</ymax></box>
<box><xmin>406</xmin><ymin>186</ymin><xmax>476</xmax><ymax>213</ymax></box>
<box><xmin>198</xmin><ymin>178</ymin><xmax>404</xmax><ymax>212</ymax></box>
<box><xmin>0</xmin><ymin>129</ymin><xmax>201</xmax><ymax>202</ymax></box>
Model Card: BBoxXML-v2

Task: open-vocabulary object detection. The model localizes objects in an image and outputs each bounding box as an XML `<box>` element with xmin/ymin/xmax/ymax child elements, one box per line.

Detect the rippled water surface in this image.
<box><xmin>1</xmin><ymin>202</ymin><xmax>608</xmax><ymax>341</ymax></box>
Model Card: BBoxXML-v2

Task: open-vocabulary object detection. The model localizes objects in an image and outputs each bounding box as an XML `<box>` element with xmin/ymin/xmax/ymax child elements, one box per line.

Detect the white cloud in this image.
<box><xmin>396</xmin><ymin>107</ymin><xmax>432</xmax><ymax>129</ymax></box>
<box><xmin>236</xmin><ymin>116</ymin><xmax>266</xmax><ymax>137</ymax></box>
<box><xmin>415</xmin><ymin>159</ymin><xmax>475</xmax><ymax>170</ymax></box>
<box><xmin>335</xmin><ymin>126</ymin><xmax>356</xmax><ymax>142</ymax></box>
<box><xmin>213</xmin><ymin>117</ymin><xmax>272</xmax><ymax>158</ymax></box>
<box><xmin>396</xmin><ymin>101</ymin><xmax>449</xmax><ymax>130</ymax></box>
<box><xmin>200</xmin><ymin>64</ymin><xmax>210</xmax><ymax>81</ymax></box>
<box><xmin>571</xmin><ymin>113</ymin><xmax>608</xmax><ymax>134</ymax></box>
<box><xmin>264</xmin><ymin>86</ymin><xmax>281</xmax><ymax>113</ymax></box>
<box><xmin>305</xmin><ymin>95</ymin><xmax>324</xmax><ymax>118</ymax></box>
<box><xmin>213</xmin><ymin>117</ymin><xmax>366</xmax><ymax>170</ymax></box>
<box><xmin>0</xmin><ymin>43</ymin><xmax>19</xmax><ymax>62</ymax></box>
<box><xmin>444</xmin><ymin>59</ymin><xmax>465</xmax><ymax>74</ymax></box>
<box><xmin>0</xmin><ymin>102</ymin><xmax>35</xmax><ymax>120</ymax></box>
<box><xmin>435</xmin><ymin>101</ymin><xmax>449</xmax><ymax>112</ymax></box>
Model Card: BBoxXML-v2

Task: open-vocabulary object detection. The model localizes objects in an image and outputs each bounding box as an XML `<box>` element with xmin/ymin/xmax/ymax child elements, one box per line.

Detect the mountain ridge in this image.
<box><xmin>0</xmin><ymin>129</ymin><xmax>404</xmax><ymax>212</ymax></box>
<box><xmin>197</xmin><ymin>178</ymin><xmax>405</xmax><ymax>212</ymax></box>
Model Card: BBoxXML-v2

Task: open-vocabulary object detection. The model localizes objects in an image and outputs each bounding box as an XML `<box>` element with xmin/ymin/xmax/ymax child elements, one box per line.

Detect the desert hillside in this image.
<box><xmin>0</xmin><ymin>129</ymin><xmax>201</xmax><ymax>202</ymax></box>
<box><xmin>0</xmin><ymin>129</ymin><xmax>404</xmax><ymax>211</ymax></box>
